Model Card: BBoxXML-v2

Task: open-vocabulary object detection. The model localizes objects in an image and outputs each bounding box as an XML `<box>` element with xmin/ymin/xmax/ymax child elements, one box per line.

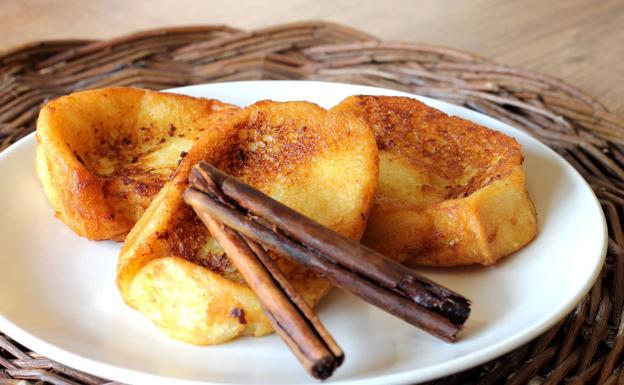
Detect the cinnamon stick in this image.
<box><xmin>185</xmin><ymin>161</ymin><xmax>471</xmax><ymax>341</ymax></box>
<box><xmin>208</xmin><ymin>164</ymin><xmax>470</xmax><ymax>325</ymax></box>
<box><xmin>186</xmin><ymin>174</ymin><xmax>343</xmax><ymax>379</ymax></box>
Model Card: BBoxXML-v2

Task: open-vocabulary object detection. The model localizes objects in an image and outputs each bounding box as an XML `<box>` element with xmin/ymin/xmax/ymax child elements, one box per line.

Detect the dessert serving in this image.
<box><xmin>117</xmin><ymin>100</ymin><xmax>380</xmax><ymax>347</ymax></box>
<box><xmin>35</xmin><ymin>88</ymin><xmax>238</xmax><ymax>240</ymax></box>
<box><xmin>34</xmin><ymin>86</ymin><xmax>539</xmax><ymax>379</ymax></box>
<box><xmin>332</xmin><ymin>95</ymin><xmax>538</xmax><ymax>266</ymax></box>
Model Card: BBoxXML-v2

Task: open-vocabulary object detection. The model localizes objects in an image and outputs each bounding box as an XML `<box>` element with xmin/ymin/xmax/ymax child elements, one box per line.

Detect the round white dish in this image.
<box><xmin>0</xmin><ymin>81</ymin><xmax>607</xmax><ymax>385</ymax></box>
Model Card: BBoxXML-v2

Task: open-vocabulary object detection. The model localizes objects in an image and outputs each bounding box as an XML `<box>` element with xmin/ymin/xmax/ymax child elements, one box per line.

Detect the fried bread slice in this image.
<box><xmin>332</xmin><ymin>95</ymin><xmax>537</xmax><ymax>266</ymax></box>
<box><xmin>117</xmin><ymin>100</ymin><xmax>379</xmax><ymax>345</ymax></box>
<box><xmin>35</xmin><ymin>87</ymin><xmax>238</xmax><ymax>241</ymax></box>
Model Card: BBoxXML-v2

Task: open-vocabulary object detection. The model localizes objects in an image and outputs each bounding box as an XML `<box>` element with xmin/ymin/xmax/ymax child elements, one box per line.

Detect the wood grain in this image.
<box><xmin>1</xmin><ymin>0</ymin><xmax>622</xmax><ymax>114</ymax></box>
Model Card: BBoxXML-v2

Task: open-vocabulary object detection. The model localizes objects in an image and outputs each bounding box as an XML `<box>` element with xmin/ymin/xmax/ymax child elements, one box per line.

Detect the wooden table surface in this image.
<box><xmin>2</xmin><ymin>0</ymin><xmax>622</xmax><ymax>115</ymax></box>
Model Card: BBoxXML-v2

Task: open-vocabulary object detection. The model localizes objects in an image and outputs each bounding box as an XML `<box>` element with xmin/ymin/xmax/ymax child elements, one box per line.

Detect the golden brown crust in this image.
<box><xmin>332</xmin><ymin>95</ymin><xmax>537</xmax><ymax>266</ymax></box>
<box><xmin>117</xmin><ymin>100</ymin><xmax>379</xmax><ymax>345</ymax></box>
<box><xmin>35</xmin><ymin>87</ymin><xmax>239</xmax><ymax>240</ymax></box>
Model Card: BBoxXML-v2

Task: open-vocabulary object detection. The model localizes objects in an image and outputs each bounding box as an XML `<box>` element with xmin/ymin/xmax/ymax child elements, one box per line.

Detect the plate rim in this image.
<box><xmin>0</xmin><ymin>80</ymin><xmax>608</xmax><ymax>385</ymax></box>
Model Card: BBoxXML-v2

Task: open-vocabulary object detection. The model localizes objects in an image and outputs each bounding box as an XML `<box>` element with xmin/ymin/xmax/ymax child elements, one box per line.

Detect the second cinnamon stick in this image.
<box><xmin>185</xmin><ymin>177</ymin><xmax>344</xmax><ymax>379</ymax></box>
<box><xmin>186</xmin><ymin>162</ymin><xmax>471</xmax><ymax>341</ymax></box>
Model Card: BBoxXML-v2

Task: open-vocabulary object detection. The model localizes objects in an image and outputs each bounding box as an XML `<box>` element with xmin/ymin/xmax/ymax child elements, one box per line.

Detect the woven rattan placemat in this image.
<box><xmin>1</xmin><ymin>21</ymin><xmax>623</xmax><ymax>385</ymax></box>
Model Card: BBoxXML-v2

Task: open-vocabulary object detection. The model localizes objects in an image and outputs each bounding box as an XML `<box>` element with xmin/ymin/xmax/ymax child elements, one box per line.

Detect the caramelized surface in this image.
<box><xmin>332</xmin><ymin>95</ymin><xmax>537</xmax><ymax>266</ymax></box>
<box><xmin>35</xmin><ymin>87</ymin><xmax>238</xmax><ymax>240</ymax></box>
<box><xmin>117</xmin><ymin>100</ymin><xmax>379</xmax><ymax>344</ymax></box>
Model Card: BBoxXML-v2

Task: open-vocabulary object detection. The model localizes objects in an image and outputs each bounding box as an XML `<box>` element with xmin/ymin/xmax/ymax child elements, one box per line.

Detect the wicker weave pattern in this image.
<box><xmin>1</xmin><ymin>21</ymin><xmax>623</xmax><ymax>385</ymax></box>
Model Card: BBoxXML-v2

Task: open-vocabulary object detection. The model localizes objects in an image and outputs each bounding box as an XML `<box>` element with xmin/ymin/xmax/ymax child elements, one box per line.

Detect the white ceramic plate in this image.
<box><xmin>0</xmin><ymin>81</ymin><xmax>607</xmax><ymax>385</ymax></box>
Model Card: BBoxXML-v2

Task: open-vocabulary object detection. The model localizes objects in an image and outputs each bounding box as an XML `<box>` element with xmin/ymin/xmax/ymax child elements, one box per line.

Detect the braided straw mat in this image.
<box><xmin>1</xmin><ymin>21</ymin><xmax>623</xmax><ymax>385</ymax></box>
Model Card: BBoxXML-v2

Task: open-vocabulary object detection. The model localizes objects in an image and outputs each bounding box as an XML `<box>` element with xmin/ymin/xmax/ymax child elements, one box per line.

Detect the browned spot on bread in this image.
<box><xmin>229</xmin><ymin>308</ymin><xmax>247</xmax><ymax>324</ymax></box>
<box><xmin>188</xmin><ymin>252</ymin><xmax>231</xmax><ymax>275</ymax></box>
<box><xmin>168</xmin><ymin>205</ymin><xmax>207</xmax><ymax>261</ymax></box>
<box><xmin>350</xmin><ymin>95</ymin><xmax>522</xmax><ymax>196</ymax></box>
<box><xmin>215</xmin><ymin>110</ymin><xmax>327</xmax><ymax>188</ymax></box>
